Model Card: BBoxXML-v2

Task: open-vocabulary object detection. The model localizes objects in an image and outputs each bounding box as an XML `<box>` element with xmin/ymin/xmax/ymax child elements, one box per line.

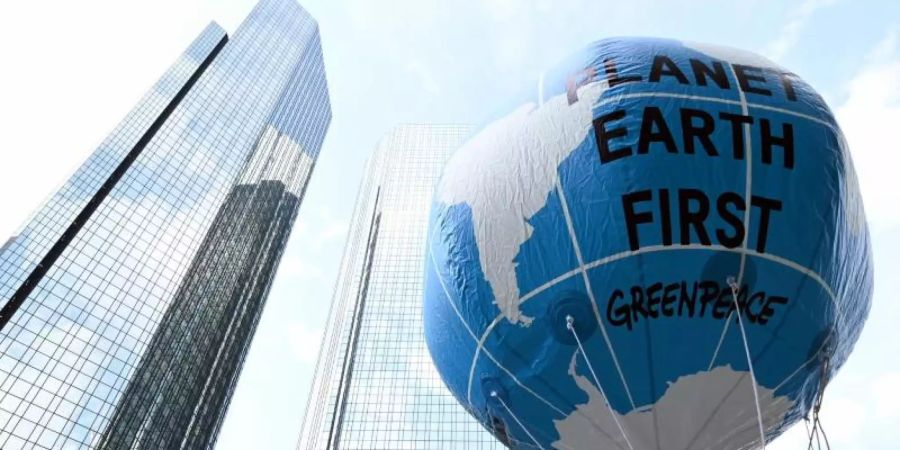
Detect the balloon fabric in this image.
<box><xmin>424</xmin><ymin>37</ymin><xmax>872</xmax><ymax>450</ymax></box>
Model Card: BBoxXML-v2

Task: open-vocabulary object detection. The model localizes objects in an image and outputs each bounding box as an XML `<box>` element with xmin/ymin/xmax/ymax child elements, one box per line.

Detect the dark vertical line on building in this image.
<box><xmin>0</xmin><ymin>34</ymin><xmax>229</xmax><ymax>332</ymax></box>
<box><xmin>327</xmin><ymin>189</ymin><xmax>381</xmax><ymax>450</ymax></box>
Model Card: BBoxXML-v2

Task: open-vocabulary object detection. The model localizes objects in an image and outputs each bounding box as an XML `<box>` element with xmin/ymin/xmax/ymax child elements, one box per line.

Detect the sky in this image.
<box><xmin>0</xmin><ymin>0</ymin><xmax>898</xmax><ymax>448</ymax></box>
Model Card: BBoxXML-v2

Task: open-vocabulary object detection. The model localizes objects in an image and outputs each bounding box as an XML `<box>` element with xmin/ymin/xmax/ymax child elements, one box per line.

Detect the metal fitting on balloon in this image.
<box><xmin>546</xmin><ymin>291</ymin><xmax>597</xmax><ymax>345</ymax></box>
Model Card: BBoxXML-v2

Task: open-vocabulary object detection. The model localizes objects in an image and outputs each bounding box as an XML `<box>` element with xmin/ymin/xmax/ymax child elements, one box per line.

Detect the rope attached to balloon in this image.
<box><xmin>490</xmin><ymin>390</ymin><xmax>545</xmax><ymax>449</ymax></box>
<box><xmin>726</xmin><ymin>275</ymin><xmax>834</xmax><ymax>450</ymax></box>
<box><xmin>805</xmin><ymin>357</ymin><xmax>832</xmax><ymax>450</ymax></box>
<box><xmin>488</xmin><ymin>279</ymin><xmax>834</xmax><ymax>450</ymax></box>
<box><xmin>726</xmin><ymin>276</ymin><xmax>767</xmax><ymax>449</ymax></box>
<box><xmin>566</xmin><ymin>315</ymin><xmax>635</xmax><ymax>450</ymax></box>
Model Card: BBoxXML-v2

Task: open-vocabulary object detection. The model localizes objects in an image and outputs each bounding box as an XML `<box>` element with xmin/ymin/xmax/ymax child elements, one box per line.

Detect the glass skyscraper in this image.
<box><xmin>297</xmin><ymin>125</ymin><xmax>503</xmax><ymax>449</ymax></box>
<box><xmin>0</xmin><ymin>0</ymin><xmax>330</xmax><ymax>448</ymax></box>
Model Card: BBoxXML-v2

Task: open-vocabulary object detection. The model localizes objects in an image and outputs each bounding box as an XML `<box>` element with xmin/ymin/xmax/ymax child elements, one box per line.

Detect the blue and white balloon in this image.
<box><xmin>424</xmin><ymin>37</ymin><xmax>872</xmax><ymax>449</ymax></box>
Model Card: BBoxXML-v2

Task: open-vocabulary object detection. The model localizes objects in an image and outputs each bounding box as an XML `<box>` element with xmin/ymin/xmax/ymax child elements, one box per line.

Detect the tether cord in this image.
<box><xmin>726</xmin><ymin>276</ymin><xmax>767</xmax><ymax>449</ymax></box>
<box><xmin>491</xmin><ymin>391</ymin><xmax>545</xmax><ymax>450</ymax></box>
<box><xmin>566</xmin><ymin>316</ymin><xmax>635</xmax><ymax>450</ymax></box>
<box><xmin>806</xmin><ymin>357</ymin><xmax>831</xmax><ymax>450</ymax></box>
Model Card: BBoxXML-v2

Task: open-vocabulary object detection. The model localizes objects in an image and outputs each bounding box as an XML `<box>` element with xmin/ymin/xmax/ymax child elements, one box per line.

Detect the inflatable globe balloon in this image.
<box><xmin>424</xmin><ymin>37</ymin><xmax>872</xmax><ymax>450</ymax></box>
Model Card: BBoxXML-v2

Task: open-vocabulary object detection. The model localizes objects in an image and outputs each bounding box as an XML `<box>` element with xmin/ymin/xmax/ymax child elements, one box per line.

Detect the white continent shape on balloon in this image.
<box><xmin>553</xmin><ymin>355</ymin><xmax>795</xmax><ymax>450</ymax></box>
<box><xmin>437</xmin><ymin>81</ymin><xmax>607</xmax><ymax>325</ymax></box>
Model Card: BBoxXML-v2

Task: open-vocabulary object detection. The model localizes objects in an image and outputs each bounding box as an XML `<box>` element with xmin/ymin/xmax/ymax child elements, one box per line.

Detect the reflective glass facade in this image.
<box><xmin>0</xmin><ymin>0</ymin><xmax>331</xmax><ymax>448</ymax></box>
<box><xmin>297</xmin><ymin>125</ymin><xmax>503</xmax><ymax>449</ymax></box>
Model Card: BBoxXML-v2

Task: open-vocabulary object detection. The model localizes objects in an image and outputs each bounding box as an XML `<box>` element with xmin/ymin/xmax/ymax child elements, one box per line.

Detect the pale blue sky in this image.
<box><xmin>0</xmin><ymin>0</ymin><xmax>898</xmax><ymax>449</ymax></box>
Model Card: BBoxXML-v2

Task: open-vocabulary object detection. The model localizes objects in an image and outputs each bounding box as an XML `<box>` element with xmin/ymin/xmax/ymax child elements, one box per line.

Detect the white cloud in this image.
<box><xmin>321</xmin><ymin>221</ymin><xmax>349</xmax><ymax>241</ymax></box>
<box><xmin>834</xmin><ymin>31</ymin><xmax>900</xmax><ymax>232</ymax></box>
<box><xmin>278</xmin><ymin>254</ymin><xmax>325</xmax><ymax>280</ymax></box>
<box><xmin>871</xmin><ymin>371</ymin><xmax>900</xmax><ymax>421</ymax></box>
<box><xmin>822</xmin><ymin>393</ymin><xmax>867</xmax><ymax>444</ymax></box>
<box><xmin>279</xmin><ymin>206</ymin><xmax>348</xmax><ymax>283</ymax></box>
<box><xmin>865</xmin><ymin>28</ymin><xmax>897</xmax><ymax>62</ymax></box>
<box><xmin>481</xmin><ymin>0</ymin><xmax>520</xmax><ymax>22</ymax></box>
<box><xmin>406</xmin><ymin>60</ymin><xmax>442</xmax><ymax>95</ymax></box>
<box><xmin>343</xmin><ymin>0</ymin><xmax>439</xmax><ymax>31</ymax></box>
<box><xmin>763</xmin><ymin>0</ymin><xmax>836</xmax><ymax>61</ymax></box>
<box><xmin>288</xmin><ymin>322</ymin><xmax>325</xmax><ymax>365</ymax></box>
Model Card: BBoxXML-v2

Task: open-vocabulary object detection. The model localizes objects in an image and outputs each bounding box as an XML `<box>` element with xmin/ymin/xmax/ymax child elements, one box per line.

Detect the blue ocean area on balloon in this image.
<box><xmin>424</xmin><ymin>37</ymin><xmax>872</xmax><ymax>449</ymax></box>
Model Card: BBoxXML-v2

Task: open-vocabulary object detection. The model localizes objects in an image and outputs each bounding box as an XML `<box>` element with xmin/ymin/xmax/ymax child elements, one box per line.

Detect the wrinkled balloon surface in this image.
<box><xmin>424</xmin><ymin>37</ymin><xmax>872</xmax><ymax>449</ymax></box>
